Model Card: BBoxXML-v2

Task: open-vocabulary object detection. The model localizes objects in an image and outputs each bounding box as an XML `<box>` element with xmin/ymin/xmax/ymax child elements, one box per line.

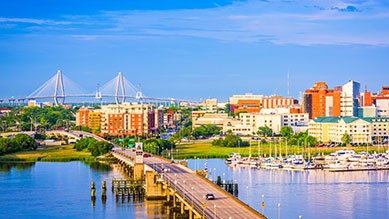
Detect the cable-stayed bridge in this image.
<box><xmin>0</xmin><ymin>70</ymin><xmax>200</xmax><ymax>106</ymax></box>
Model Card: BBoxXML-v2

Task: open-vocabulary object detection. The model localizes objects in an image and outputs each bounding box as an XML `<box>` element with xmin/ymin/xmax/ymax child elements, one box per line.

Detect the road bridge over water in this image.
<box><xmin>113</xmin><ymin>149</ymin><xmax>266</xmax><ymax>219</ymax></box>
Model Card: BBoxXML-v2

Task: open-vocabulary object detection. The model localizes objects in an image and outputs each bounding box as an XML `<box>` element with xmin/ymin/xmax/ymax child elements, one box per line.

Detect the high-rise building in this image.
<box><xmin>339</xmin><ymin>80</ymin><xmax>360</xmax><ymax>117</ymax></box>
<box><xmin>303</xmin><ymin>82</ymin><xmax>341</xmax><ymax>119</ymax></box>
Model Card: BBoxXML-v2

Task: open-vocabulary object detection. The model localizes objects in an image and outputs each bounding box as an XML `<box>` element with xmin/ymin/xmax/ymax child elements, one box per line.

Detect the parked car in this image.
<box><xmin>204</xmin><ymin>193</ymin><xmax>215</xmax><ymax>200</ymax></box>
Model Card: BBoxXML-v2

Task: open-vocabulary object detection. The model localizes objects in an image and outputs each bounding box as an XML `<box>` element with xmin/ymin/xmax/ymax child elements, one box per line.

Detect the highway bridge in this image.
<box><xmin>0</xmin><ymin>70</ymin><xmax>200</xmax><ymax>106</ymax></box>
<box><xmin>113</xmin><ymin>149</ymin><xmax>266</xmax><ymax>219</ymax></box>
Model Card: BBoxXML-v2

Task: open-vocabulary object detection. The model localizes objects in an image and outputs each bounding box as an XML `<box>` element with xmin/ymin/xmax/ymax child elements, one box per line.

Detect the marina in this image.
<box><xmin>225</xmin><ymin>147</ymin><xmax>389</xmax><ymax>172</ymax></box>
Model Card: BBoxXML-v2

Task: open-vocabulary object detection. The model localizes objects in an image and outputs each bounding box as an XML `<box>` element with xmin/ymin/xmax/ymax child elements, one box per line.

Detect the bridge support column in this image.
<box><xmin>145</xmin><ymin>170</ymin><xmax>166</xmax><ymax>200</ymax></box>
<box><xmin>134</xmin><ymin>163</ymin><xmax>144</xmax><ymax>181</ymax></box>
<box><xmin>173</xmin><ymin>193</ymin><xmax>176</xmax><ymax>207</ymax></box>
<box><xmin>189</xmin><ymin>209</ymin><xmax>193</xmax><ymax>219</ymax></box>
<box><xmin>180</xmin><ymin>201</ymin><xmax>184</xmax><ymax>215</ymax></box>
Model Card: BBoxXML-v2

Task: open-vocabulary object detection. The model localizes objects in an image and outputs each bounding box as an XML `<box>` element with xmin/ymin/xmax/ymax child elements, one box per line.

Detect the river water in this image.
<box><xmin>1</xmin><ymin>160</ymin><xmax>388</xmax><ymax>219</ymax></box>
<box><xmin>187</xmin><ymin>159</ymin><xmax>389</xmax><ymax>219</ymax></box>
<box><xmin>0</xmin><ymin>162</ymin><xmax>169</xmax><ymax>219</ymax></box>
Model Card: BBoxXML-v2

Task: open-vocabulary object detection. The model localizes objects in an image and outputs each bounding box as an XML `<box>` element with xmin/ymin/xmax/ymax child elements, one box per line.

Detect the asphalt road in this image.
<box><xmin>115</xmin><ymin>149</ymin><xmax>263</xmax><ymax>219</ymax></box>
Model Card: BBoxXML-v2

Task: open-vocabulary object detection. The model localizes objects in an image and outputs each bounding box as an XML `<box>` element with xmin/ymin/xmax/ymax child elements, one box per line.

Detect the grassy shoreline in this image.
<box><xmin>175</xmin><ymin>142</ymin><xmax>388</xmax><ymax>159</ymax></box>
<box><xmin>0</xmin><ymin>145</ymin><xmax>95</xmax><ymax>162</ymax></box>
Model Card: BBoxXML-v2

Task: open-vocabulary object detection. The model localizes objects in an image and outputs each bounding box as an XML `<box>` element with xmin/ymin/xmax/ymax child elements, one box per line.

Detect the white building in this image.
<box><xmin>340</xmin><ymin>80</ymin><xmax>360</xmax><ymax>117</ymax></box>
<box><xmin>239</xmin><ymin>112</ymin><xmax>309</xmax><ymax>134</ymax></box>
<box><xmin>376</xmin><ymin>99</ymin><xmax>389</xmax><ymax>117</ymax></box>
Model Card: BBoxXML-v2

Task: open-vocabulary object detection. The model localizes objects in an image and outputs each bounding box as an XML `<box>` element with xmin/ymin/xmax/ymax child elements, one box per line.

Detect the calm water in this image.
<box><xmin>1</xmin><ymin>160</ymin><xmax>388</xmax><ymax>219</ymax></box>
<box><xmin>187</xmin><ymin>159</ymin><xmax>389</xmax><ymax>219</ymax></box>
<box><xmin>0</xmin><ymin>162</ymin><xmax>169</xmax><ymax>219</ymax></box>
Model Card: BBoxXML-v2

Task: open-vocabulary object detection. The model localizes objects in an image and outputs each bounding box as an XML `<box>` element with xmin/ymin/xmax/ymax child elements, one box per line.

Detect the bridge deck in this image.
<box><xmin>114</xmin><ymin>149</ymin><xmax>266</xmax><ymax>219</ymax></box>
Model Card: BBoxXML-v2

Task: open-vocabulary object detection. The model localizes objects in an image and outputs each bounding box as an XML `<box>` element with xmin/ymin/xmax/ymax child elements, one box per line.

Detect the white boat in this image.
<box><xmin>325</xmin><ymin>150</ymin><xmax>356</xmax><ymax>161</ymax></box>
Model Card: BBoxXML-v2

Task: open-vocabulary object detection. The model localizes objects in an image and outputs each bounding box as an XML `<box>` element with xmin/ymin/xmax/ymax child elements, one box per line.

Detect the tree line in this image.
<box><xmin>74</xmin><ymin>137</ymin><xmax>113</xmax><ymax>157</ymax></box>
<box><xmin>0</xmin><ymin>134</ymin><xmax>37</xmax><ymax>155</ymax></box>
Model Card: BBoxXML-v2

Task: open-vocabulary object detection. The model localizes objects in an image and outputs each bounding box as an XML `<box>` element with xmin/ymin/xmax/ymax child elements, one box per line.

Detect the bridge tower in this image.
<box><xmin>134</xmin><ymin>142</ymin><xmax>144</xmax><ymax>181</ymax></box>
<box><xmin>54</xmin><ymin>70</ymin><xmax>65</xmax><ymax>106</ymax></box>
<box><xmin>136</xmin><ymin>84</ymin><xmax>143</xmax><ymax>103</ymax></box>
<box><xmin>115</xmin><ymin>72</ymin><xmax>126</xmax><ymax>104</ymax></box>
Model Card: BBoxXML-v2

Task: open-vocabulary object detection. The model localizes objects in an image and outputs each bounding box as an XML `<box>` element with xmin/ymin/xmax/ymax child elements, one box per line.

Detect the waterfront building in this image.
<box><xmin>228</xmin><ymin>93</ymin><xmax>296</xmax><ymax>114</ymax></box>
<box><xmin>308</xmin><ymin>117</ymin><xmax>389</xmax><ymax>144</ymax></box>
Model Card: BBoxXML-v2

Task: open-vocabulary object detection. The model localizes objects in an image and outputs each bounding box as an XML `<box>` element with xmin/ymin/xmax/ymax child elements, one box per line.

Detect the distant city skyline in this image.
<box><xmin>0</xmin><ymin>0</ymin><xmax>388</xmax><ymax>102</ymax></box>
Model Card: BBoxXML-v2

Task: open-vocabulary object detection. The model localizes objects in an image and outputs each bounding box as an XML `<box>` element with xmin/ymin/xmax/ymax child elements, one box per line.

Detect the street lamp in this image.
<box><xmin>213</xmin><ymin>168</ymin><xmax>216</xmax><ymax>182</ymax></box>
<box><xmin>214</xmin><ymin>204</ymin><xmax>217</xmax><ymax>218</ymax></box>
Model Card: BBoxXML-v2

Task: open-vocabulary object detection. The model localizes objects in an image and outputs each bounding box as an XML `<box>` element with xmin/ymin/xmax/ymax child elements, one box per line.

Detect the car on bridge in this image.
<box><xmin>204</xmin><ymin>193</ymin><xmax>215</xmax><ymax>200</ymax></box>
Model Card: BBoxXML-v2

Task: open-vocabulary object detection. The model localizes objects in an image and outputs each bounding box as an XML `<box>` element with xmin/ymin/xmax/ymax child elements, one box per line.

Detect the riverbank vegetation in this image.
<box><xmin>175</xmin><ymin>141</ymin><xmax>388</xmax><ymax>159</ymax></box>
<box><xmin>0</xmin><ymin>134</ymin><xmax>37</xmax><ymax>156</ymax></box>
<box><xmin>0</xmin><ymin>145</ymin><xmax>94</xmax><ymax>162</ymax></box>
<box><xmin>73</xmin><ymin>137</ymin><xmax>113</xmax><ymax>157</ymax></box>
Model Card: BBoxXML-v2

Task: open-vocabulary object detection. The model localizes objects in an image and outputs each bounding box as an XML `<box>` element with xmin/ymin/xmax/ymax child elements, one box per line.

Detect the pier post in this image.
<box><xmin>91</xmin><ymin>181</ymin><xmax>96</xmax><ymax>206</ymax></box>
<box><xmin>102</xmin><ymin>181</ymin><xmax>107</xmax><ymax>204</ymax></box>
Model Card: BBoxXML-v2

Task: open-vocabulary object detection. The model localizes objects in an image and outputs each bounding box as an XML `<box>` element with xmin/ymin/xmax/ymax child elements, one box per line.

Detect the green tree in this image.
<box><xmin>88</xmin><ymin>141</ymin><xmax>113</xmax><ymax>157</ymax></box>
<box><xmin>74</xmin><ymin>137</ymin><xmax>97</xmax><ymax>151</ymax></box>
<box><xmin>280</xmin><ymin>126</ymin><xmax>293</xmax><ymax>138</ymax></box>
<box><xmin>341</xmin><ymin>132</ymin><xmax>351</xmax><ymax>145</ymax></box>
<box><xmin>10</xmin><ymin>134</ymin><xmax>37</xmax><ymax>151</ymax></box>
<box><xmin>257</xmin><ymin>126</ymin><xmax>273</xmax><ymax>137</ymax></box>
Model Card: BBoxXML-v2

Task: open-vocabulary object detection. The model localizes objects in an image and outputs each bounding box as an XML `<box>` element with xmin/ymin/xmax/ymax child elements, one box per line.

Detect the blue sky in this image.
<box><xmin>0</xmin><ymin>0</ymin><xmax>389</xmax><ymax>102</ymax></box>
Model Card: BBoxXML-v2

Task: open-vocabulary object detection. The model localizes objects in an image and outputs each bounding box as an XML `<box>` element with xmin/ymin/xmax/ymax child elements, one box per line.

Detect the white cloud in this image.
<box><xmin>1</xmin><ymin>0</ymin><xmax>389</xmax><ymax>46</ymax></box>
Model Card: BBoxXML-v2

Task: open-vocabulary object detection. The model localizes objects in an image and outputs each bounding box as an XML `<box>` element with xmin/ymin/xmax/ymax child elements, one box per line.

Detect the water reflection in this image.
<box><xmin>85</xmin><ymin>161</ymin><xmax>112</xmax><ymax>171</ymax></box>
<box><xmin>187</xmin><ymin>159</ymin><xmax>389</xmax><ymax>219</ymax></box>
<box><xmin>0</xmin><ymin>162</ymin><xmax>35</xmax><ymax>172</ymax></box>
<box><xmin>0</xmin><ymin>161</ymin><xmax>170</xmax><ymax>219</ymax></box>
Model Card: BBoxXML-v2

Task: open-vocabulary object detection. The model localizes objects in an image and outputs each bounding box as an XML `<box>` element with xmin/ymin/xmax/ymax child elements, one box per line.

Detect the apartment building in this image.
<box><xmin>101</xmin><ymin>102</ymin><xmax>155</xmax><ymax>137</ymax></box>
<box><xmin>154</xmin><ymin>107</ymin><xmax>164</xmax><ymax>128</ymax></box>
<box><xmin>75</xmin><ymin>107</ymin><xmax>102</xmax><ymax>132</ymax></box>
<box><xmin>308</xmin><ymin>117</ymin><xmax>389</xmax><ymax>144</ymax></box>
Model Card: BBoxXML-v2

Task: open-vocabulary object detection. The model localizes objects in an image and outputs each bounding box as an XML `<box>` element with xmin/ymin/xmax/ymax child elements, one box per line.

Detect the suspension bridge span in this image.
<box><xmin>0</xmin><ymin>70</ymin><xmax>200</xmax><ymax>106</ymax></box>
